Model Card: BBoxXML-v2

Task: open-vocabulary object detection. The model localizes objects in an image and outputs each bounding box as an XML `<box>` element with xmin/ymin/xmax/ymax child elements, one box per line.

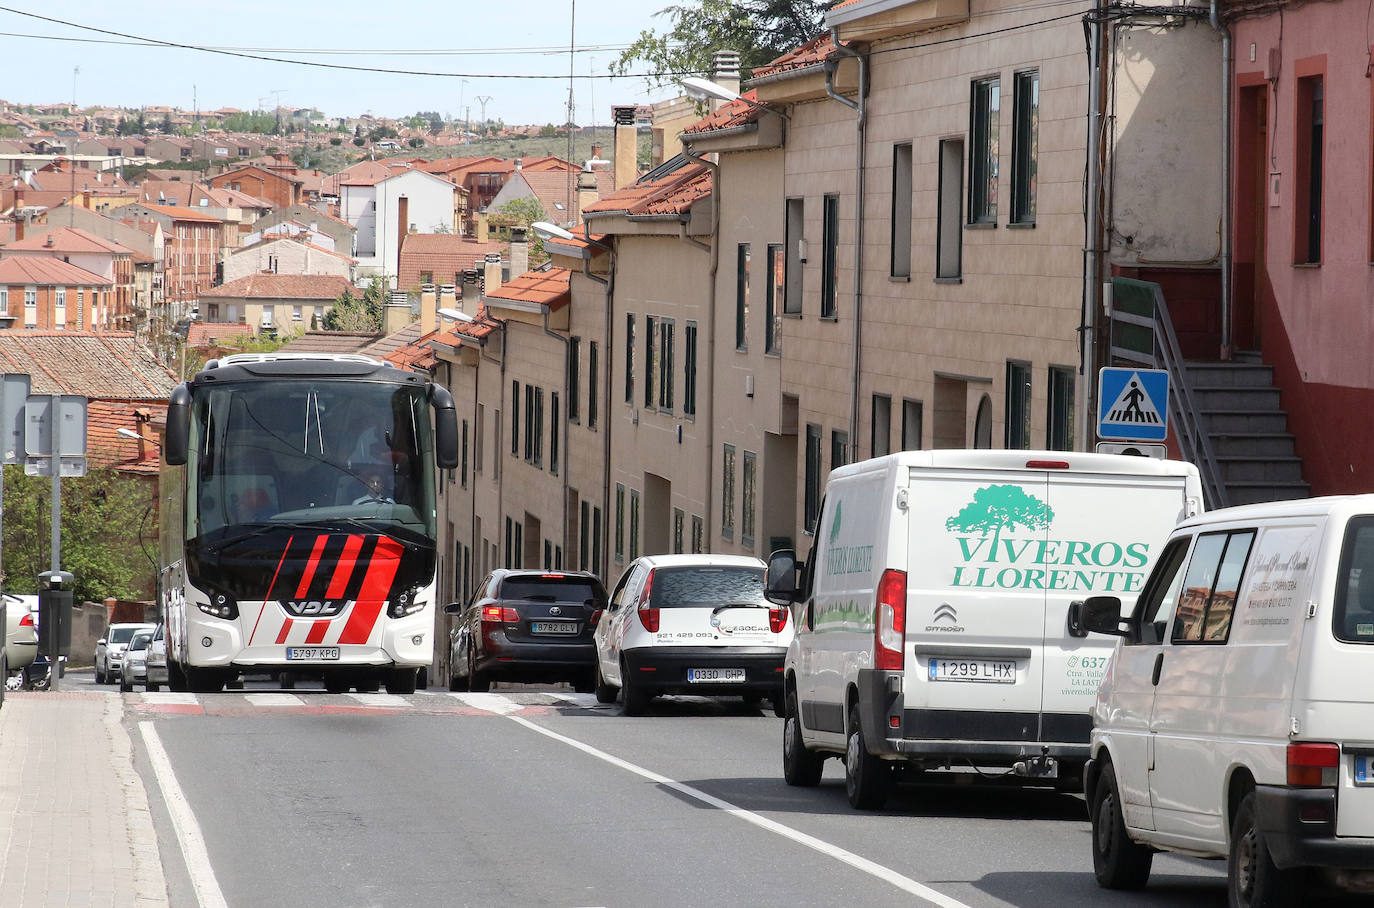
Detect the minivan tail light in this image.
<box><xmin>589</xmin><ymin>609</ymin><xmax>603</xmax><ymax>627</ymax></box>
<box><xmin>482</xmin><ymin>605</ymin><xmax>519</xmax><ymax>623</ymax></box>
<box><xmin>769</xmin><ymin>606</ymin><xmax>788</xmax><ymax>634</ymax></box>
<box><xmin>1287</xmin><ymin>742</ymin><xmax>1340</xmax><ymax>787</ymax></box>
<box><xmin>874</xmin><ymin>569</ymin><xmax>907</xmax><ymax>671</ymax></box>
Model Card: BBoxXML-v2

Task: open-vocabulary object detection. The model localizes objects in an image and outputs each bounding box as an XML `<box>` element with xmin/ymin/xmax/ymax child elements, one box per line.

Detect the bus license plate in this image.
<box><xmin>688</xmin><ymin>668</ymin><xmax>746</xmax><ymax>683</ymax></box>
<box><xmin>531</xmin><ymin>621</ymin><xmax>579</xmax><ymax>635</ymax></box>
<box><xmin>286</xmin><ymin>647</ymin><xmax>340</xmax><ymax>661</ymax></box>
<box><xmin>1357</xmin><ymin>756</ymin><xmax>1373</xmax><ymax>786</ymax></box>
<box><xmin>928</xmin><ymin>659</ymin><xmax>1015</xmax><ymax>683</ymax></box>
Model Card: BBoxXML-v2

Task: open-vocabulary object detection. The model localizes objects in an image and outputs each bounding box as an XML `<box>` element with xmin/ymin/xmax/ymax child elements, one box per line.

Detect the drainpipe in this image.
<box><xmin>681</xmin><ymin>143</ymin><xmax>720</xmax><ymax>551</ymax></box>
<box><xmin>542</xmin><ymin>306</ymin><xmax>570</xmax><ymax>563</ymax></box>
<box><xmin>1210</xmin><ymin>0</ymin><xmax>1233</xmax><ymax>358</ymax></box>
<box><xmin>1082</xmin><ymin>1</ymin><xmax>1107</xmax><ymax>451</ymax></box>
<box><xmin>827</xmin><ymin>30</ymin><xmax>868</xmax><ymax>463</ymax></box>
<box><xmin>577</xmin><ymin>245</ymin><xmax>615</xmax><ymax>578</ymax></box>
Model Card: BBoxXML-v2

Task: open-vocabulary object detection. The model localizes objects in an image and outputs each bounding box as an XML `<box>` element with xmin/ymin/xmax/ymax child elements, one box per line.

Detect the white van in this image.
<box><xmin>1082</xmin><ymin>495</ymin><xmax>1374</xmax><ymax>907</ymax></box>
<box><xmin>764</xmin><ymin>450</ymin><xmax>1202</xmax><ymax>809</ymax></box>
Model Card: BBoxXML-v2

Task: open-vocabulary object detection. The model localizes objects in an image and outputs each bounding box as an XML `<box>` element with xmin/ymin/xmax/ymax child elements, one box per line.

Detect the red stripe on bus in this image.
<box><xmin>305</xmin><ymin>619</ymin><xmax>330</xmax><ymax>644</ymax></box>
<box><xmin>325</xmin><ymin>535</ymin><xmax>364</xmax><ymax>599</ymax></box>
<box><xmin>296</xmin><ymin>535</ymin><xmax>331</xmax><ymax>598</ymax></box>
<box><xmin>275</xmin><ymin>619</ymin><xmax>294</xmax><ymax>644</ymax></box>
<box><xmin>337</xmin><ymin>537</ymin><xmax>403</xmax><ymax>645</ymax></box>
<box><xmin>250</xmin><ymin>535</ymin><xmax>295</xmax><ymax>646</ymax></box>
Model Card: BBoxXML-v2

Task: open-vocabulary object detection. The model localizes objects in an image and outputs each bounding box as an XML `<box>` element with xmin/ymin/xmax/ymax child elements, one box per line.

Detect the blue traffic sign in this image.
<box><xmin>1098</xmin><ymin>367</ymin><xmax>1169</xmax><ymax>442</ymax></box>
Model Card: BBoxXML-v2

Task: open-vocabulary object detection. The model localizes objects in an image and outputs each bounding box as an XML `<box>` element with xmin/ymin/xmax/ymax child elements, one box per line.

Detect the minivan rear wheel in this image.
<box><xmin>783</xmin><ymin>691</ymin><xmax>824</xmax><ymax>787</ymax></box>
<box><xmin>1229</xmin><ymin>792</ymin><xmax>1301</xmax><ymax>908</ymax></box>
<box><xmin>1091</xmin><ymin>763</ymin><xmax>1153</xmax><ymax>889</ymax></box>
<box><xmin>844</xmin><ymin>702</ymin><xmax>892</xmax><ymax>809</ymax></box>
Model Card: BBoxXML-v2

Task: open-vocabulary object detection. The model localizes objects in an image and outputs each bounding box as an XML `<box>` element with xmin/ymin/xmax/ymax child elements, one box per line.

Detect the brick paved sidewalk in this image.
<box><xmin>0</xmin><ymin>692</ymin><xmax>168</xmax><ymax>907</ymax></box>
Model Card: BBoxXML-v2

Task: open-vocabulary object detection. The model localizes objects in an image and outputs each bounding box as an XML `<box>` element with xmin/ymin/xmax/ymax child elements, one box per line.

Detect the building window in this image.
<box><xmin>644</xmin><ymin>316</ymin><xmax>657</xmax><ymax>410</ymax></box>
<box><xmin>629</xmin><ymin>489</ymin><xmax>640</xmax><ymax>560</ymax></box>
<box><xmin>741</xmin><ymin>451</ymin><xmax>756</xmax><ymax>548</ymax></box>
<box><xmin>511</xmin><ymin>381</ymin><xmax>520</xmax><ymax>455</ymax></box>
<box><xmin>1006</xmin><ymin>361</ymin><xmax>1032</xmax><ymax>449</ymax></box>
<box><xmin>524</xmin><ymin>385</ymin><xmax>535</xmax><ymax>461</ymax></box>
<box><xmin>55</xmin><ymin>288</ymin><xmax>66</xmax><ymax>328</ymax></box>
<box><xmin>872</xmin><ymin>394</ymin><xmax>892</xmax><ymax>458</ymax></box>
<box><xmin>937</xmin><ymin>139</ymin><xmax>964</xmax><ymax>279</ymax></box>
<box><xmin>624</xmin><ymin>314</ymin><xmax>635</xmax><ymax>404</ymax></box>
<box><xmin>683</xmin><ymin>323</ymin><xmax>698</xmax><ymax>416</ymax></box>
<box><xmin>505</xmin><ymin>516</ymin><xmax>513</xmax><ymax>569</ymax></box>
<box><xmin>494</xmin><ymin>410</ymin><xmax>502</xmax><ymax>479</ymax></box>
<box><xmin>673</xmin><ymin>508</ymin><xmax>684</xmax><ymax>554</ymax></box>
<box><xmin>891</xmin><ymin>143</ymin><xmax>913</xmax><ymax>277</ymax></box>
<box><xmin>615</xmin><ymin>483</ymin><xmax>625</xmax><ymax>562</ymax></box>
<box><xmin>831</xmin><ymin>430</ymin><xmax>849</xmax><ymax>471</ymax></box>
<box><xmin>736</xmin><ymin>243</ymin><xmax>751</xmax><ymax>350</ymax></box>
<box><xmin>804</xmin><ymin>424</ymin><xmax>822</xmax><ymax>533</ymax></box>
<box><xmin>658</xmin><ymin>318</ymin><xmax>674</xmax><ymax>411</ymax></box>
<box><xmin>902</xmin><ymin>399</ymin><xmax>924</xmax><ymax>451</ymax></box>
<box><xmin>691</xmin><ymin>515</ymin><xmax>704</xmax><ymax>554</ymax></box>
<box><xmin>532</xmin><ymin>387</ymin><xmax>544</xmax><ymax>466</ymax></box>
<box><xmin>970</xmin><ymin>76</ymin><xmax>1000</xmax><ymax>224</ymax></box>
<box><xmin>721</xmin><ymin>444</ymin><xmax>736</xmax><ymax>540</ymax></box>
<box><xmin>24</xmin><ymin>287</ymin><xmax>35</xmax><ymax>327</ymax></box>
<box><xmin>0</xmin><ymin>289</ymin><xmax>7</xmax><ymax>315</ymax></box>
<box><xmin>784</xmin><ymin>198</ymin><xmax>803</xmax><ymax>315</ymax></box>
<box><xmin>77</xmin><ymin>288</ymin><xmax>83</xmax><ymax>328</ymax></box>
<box><xmin>588</xmin><ymin>342</ymin><xmax>599</xmax><ymax>428</ymax></box>
<box><xmin>475</xmin><ymin>404</ymin><xmax>485</xmax><ymax>473</ymax></box>
<box><xmin>550</xmin><ymin>391</ymin><xmax>559</xmax><ymax>475</ymax></box>
<box><xmin>292</xmin><ymin>304</ymin><xmax>302</xmax><ymax>322</ymax></box>
<box><xmin>821</xmin><ymin>194</ymin><xmax>839</xmax><ymax>318</ymax></box>
<box><xmin>1011</xmin><ymin>70</ymin><xmax>1039</xmax><ymax>225</ymax></box>
<box><xmin>1047</xmin><ymin>366</ymin><xmax>1074</xmax><ymax>451</ymax></box>
<box><xmin>766</xmin><ymin>244</ymin><xmax>783</xmax><ymax>354</ymax></box>
<box><xmin>461</xmin><ymin>419</ymin><xmax>469</xmax><ymax>487</ymax></box>
<box><xmin>1296</xmin><ymin>74</ymin><xmax>1324</xmax><ymax>264</ymax></box>
<box><xmin>544</xmin><ymin>539</ymin><xmax>552</xmax><ymax>570</ymax></box>
<box><xmin>568</xmin><ymin>337</ymin><xmax>581</xmax><ymax>423</ymax></box>
<box><xmin>592</xmin><ymin>506</ymin><xmax>603</xmax><ymax>573</ymax></box>
<box><xmin>580</xmin><ymin>501</ymin><xmax>590</xmax><ymax>569</ymax></box>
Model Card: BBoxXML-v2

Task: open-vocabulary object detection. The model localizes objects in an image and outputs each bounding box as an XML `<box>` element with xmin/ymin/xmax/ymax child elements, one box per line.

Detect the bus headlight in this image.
<box><xmin>197</xmin><ymin>590</ymin><xmax>239</xmax><ymax>620</ymax></box>
<box><xmin>389</xmin><ymin>589</ymin><xmax>425</xmax><ymax>619</ymax></box>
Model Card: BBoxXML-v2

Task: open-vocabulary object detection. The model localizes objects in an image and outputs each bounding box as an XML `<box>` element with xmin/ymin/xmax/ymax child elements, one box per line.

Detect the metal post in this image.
<box><xmin>49</xmin><ymin>394</ymin><xmax>61</xmax><ymax>691</ymax></box>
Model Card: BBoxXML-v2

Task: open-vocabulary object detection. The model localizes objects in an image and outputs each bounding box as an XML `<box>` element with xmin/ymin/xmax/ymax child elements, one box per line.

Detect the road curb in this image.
<box><xmin>104</xmin><ymin>692</ymin><xmax>169</xmax><ymax>906</ymax></box>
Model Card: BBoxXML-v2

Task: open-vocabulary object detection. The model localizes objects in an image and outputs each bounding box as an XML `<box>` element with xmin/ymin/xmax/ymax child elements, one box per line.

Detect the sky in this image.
<box><xmin>0</xmin><ymin>0</ymin><xmax>688</xmax><ymax>126</ymax></box>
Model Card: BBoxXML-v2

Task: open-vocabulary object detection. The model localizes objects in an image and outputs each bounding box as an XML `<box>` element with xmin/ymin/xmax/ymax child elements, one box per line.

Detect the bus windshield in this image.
<box><xmin>184</xmin><ymin>379</ymin><xmax>436</xmax><ymax>542</ymax></box>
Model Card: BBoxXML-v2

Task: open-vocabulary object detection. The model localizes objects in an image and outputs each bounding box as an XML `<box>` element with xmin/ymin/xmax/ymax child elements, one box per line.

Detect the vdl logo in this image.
<box><xmin>281</xmin><ymin>599</ymin><xmax>349</xmax><ymax>617</ymax></box>
<box><xmin>926</xmin><ymin>603</ymin><xmax>964</xmax><ymax>633</ymax></box>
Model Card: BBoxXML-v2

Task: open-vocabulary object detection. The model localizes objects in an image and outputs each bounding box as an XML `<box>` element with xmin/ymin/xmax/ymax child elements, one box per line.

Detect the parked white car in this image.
<box><xmin>593</xmin><ymin>554</ymin><xmax>792</xmax><ymax>715</ymax></box>
<box><xmin>1083</xmin><ymin>495</ymin><xmax>1374</xmax><ymax>907</ymax></box>
<box><xmin>96</xmin><ymin>623</ymin><xmax>155</xmax><ymax>685</ymax></box>
<box><xmin>120</xmin><ymin>630</ymin><xmax>155</xmax><ymax>692</ymax></box>
<box><xmin>4</xmin><ymin>594</ymin><xmax>39</xmax><ymax>685</ymax></box>
<box><xmin>145</xmin><ymin>623</ymin><xmax>168</xmax><ymax>690</ymax></box>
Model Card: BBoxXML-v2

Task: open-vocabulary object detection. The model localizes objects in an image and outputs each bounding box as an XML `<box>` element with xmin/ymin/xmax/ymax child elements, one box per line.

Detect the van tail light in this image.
<box><xmin>589</xmin><ymin>609</ymin><xmax>603</xmax><ymax>627</ymax></box>
<box><xmin>769</xmin><ymin>606</ymin><xmax>789</xmax><ymax>634</ymax></box>
<box><xmin>874</xmin><ymin>569</ymin><xmax>907</xmax><ymax>671</ymax></box>
<box><xmin>482</xmin><ymin>605</ymin><xmax>519</xmax><ymax>623</ymax></box>
<box><xmin>1287</xmin><ymin>742</ymin><xmax>1340</xmax><ymax>787</ymax></box>
<box><xmin>637</xmin><ymin>569</ymin><xmax>659</xmax><ymax>632</ymax></box>
<box><xmin>19</xmin><ymin>613</ymin><xmax>34</xmax><ymax>627</ymax></box>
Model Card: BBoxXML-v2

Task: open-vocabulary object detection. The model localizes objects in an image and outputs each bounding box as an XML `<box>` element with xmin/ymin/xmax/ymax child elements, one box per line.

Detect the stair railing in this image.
<box><xmin>1109</xmin><ymin>281</ymin><xmax>1229</xmax><ymax>509</ymax></box>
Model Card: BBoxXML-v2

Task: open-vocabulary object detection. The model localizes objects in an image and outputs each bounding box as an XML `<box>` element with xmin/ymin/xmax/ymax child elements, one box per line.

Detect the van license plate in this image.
<box><xmin>286</xmin><ymin>647</ymin><xmax>339</xmax><ymax>660</ymax></box>
<box><xmin>928</xmin><ymin>659</ymin><xmax>1015</xmax><ymax>683</ymax></box>
<box><xmin>688</xmin><ymin>668</ymin><xmax>746</xmax><ymax>683</ymax></box>
<box><xmin>1357</xmin><ymin>756</ymin><xmax>1373</xmax><ymax>786</ymax></box>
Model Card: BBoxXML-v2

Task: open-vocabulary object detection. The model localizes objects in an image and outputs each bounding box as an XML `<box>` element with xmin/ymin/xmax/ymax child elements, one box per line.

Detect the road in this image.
<box><xmin>46</xmin><ymin>667</ymin><xmax>1243</xmax><ymax>908</ymax></box>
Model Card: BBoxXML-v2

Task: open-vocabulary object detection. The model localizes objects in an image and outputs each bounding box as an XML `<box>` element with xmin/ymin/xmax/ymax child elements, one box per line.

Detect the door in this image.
<box><xmin>1233</xmin><ymin>83</ymin><xmax>1269</xmax><ymax>351</ymax></box>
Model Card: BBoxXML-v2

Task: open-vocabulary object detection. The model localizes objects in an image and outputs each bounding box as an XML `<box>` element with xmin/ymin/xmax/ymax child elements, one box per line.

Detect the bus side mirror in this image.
<box><xmin>765</xmin><ymin>549</ymin><xmax>799</xmax><ymax>605</ymax></box>
<box><xmin>164</xmin><ymin>383</ymin><xmax>191</xmax><ymax>466</ymax></box>
<box><xmin>429</xmin><ymin>383</ymin><xmax>459</xmax><ymax>469</ymax></box>
<box><xmin>1082</xmin><ymin>596</ymin><xmax>1130</xmax><ymax>637</ymax></box>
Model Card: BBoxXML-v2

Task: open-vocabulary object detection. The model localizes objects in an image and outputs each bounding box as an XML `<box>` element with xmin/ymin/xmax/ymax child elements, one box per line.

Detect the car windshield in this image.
<box><xmin>500</xmin><ymin>576</ymin><xmax>606</xmax><ymax>604</ymax></box>
<box><xmin>110</xmin><ymin>627</ymin><xmax>145</xmax><ymax>645</ymax></box>
<box><xmin>649</xmin><ymin>566</ymin><xmax>767</xmax><ymax>609</ymax></box>
<box><xmin>1335</xmin><ymin>516</ymin><xmax>1374</xmax><ymax>644</ymax></box>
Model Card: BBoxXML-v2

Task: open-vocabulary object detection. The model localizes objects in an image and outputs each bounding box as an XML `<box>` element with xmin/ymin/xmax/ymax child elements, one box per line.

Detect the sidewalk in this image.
<box><xmin>0</xmin><ymin>691</ymin><xmax>168</xmax><ymax>907</ymax></box>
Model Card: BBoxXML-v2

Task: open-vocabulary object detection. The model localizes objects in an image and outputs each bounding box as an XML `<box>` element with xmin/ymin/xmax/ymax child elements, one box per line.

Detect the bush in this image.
<box><xmin>352</xmin><ymin>137</ymin><xmax>366</xmax><ymax>147</ymax></box>
<box><xmin>330</xmin><ymin>137</ymin><xmax>343</xmax><ymax>146</ymax></box>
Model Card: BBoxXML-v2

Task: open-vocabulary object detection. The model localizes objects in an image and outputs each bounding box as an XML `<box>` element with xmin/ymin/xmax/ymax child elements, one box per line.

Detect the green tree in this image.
<box><xmin>612</xmin><ymin>0</ymin><xmax>832</xmax><ymax>87</ymax></box>
<box><xmin>1</xmin><ymin>465</ymin><xmax>158</xmax><ymax>603</ymax></box>
<box><xmin>324</xmin><ymin>276</ymin><xmax>389</xmax><ymax>332</ymax></box>
<box><xmin>428</xmin><ymin>113</ymin><xmax>445</xmax><ymax>136</ymax></box>
<box><xmin>491</xmin><ymin>197</ymin><xmax>550</xmax><ymax>266</ymax></box>
<box><xmin>160</xmin><ymin>113</ymin><xmax>173</xmax><ymax>133</ymax></box>
<box><xmin>408</xmin><ymin>137</ymin><xmax>425</xmax><ymax>149</ymax></box>
<box><xmin>944</xmin><ymin>485</ymin><xmax>1055</xmax><ymax>552</ymax></box>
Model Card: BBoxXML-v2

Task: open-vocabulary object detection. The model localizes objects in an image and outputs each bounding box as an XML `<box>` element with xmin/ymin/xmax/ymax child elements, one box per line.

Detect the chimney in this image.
<box><xmin>439</xmin><ymin>283</ymin><xmax>458</xmax><ymax>316</ymax></box>
<box><xmin>577</xmin><ymin>164</ymin><xmax>598</xmax><ymax>221</ymax></box>
<box><xmin>475</xmin><ymin>211</ymin><xmax>489</xmax><ymax>244</ymax></box>
<box><xmin>482</xmin><ymin>252</ymin><xmax>503</xmax><ymax>296</ymax></box>
<box><xmin>420</xmin><ymin>282</ymin><xmax>437</xmax><ymax>334</ymax></box>
<box><xmin>590</xmin><ymin>143</ymin><xmax>603</xmax><ymax>164</ymax></box>
<box><xmin>44</xmin><ymin>234</ymin><xmax>54</xmax><ymax>247</ymax></box>
<box><xmin>509</xmin><ymin>226</ymin><xmax>529</xmax><ymax>277</ymax></box>
<box><xmin>384</xmin><ymin>290</ymin><xmax>411</xmax><ymax>334</ymax></box>
<box><xmin>612</xmin><ymin>105</ymin><xmax>637</xmax><ymax>191</ymax></box>
<box><xmin>13</xmin><ymin>214</ymin><xmax>23</xmax><ymax>242</ymax></box>
<box><xmin>513</xmin><ymin>157</ymin><xmax>522</xmax><ymax>171</ymax></box>
<box><xmin>710</xmin><ymin>50</ymin><xmax>742</xmax><ymax>113</ymax></box>
<box><xmin>396</xmin><ymin>195</ymin><xmax>409</xmax><ymax>280</ymax></box>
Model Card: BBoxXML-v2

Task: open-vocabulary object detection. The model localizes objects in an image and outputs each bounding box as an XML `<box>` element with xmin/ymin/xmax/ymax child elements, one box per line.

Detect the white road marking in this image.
<box><xmin>545</xmin><ymin>692</ymin><xmax>600</xmax><ymax>708</ymax></box>
<box><xmin>139</xmin><ymin>721</ymin><xmax>229</xmax><ymax>908</ymax></box>
<box><xmin>509</xmin><ymin>716</ymin><xmax>972</xmax><ymax>908</ymax></box>
<box><xmin>141</xmin><ymin>692</ymin><xmax>200</xmax><ymax>706</ymax></box>
<box><xmin>346</xmin><ymin>693</ymin><xmax>408</xmax><ymax>708</ymax></box>
<box><xmin>242</xmin><ymin>693</ymin><xmax>304</xmax><ymax>707</ymax></box>
<box><xmin>443</xmin><ymin>692</ymin><xmax>524</xmax><ymax>714</ymax></box>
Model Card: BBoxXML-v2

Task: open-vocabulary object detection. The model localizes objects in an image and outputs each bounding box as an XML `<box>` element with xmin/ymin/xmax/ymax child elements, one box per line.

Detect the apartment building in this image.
<box><xmin>116</xmin><ymin>203</ymin><xmax>223</xmax><ymax>304</ymax></box>
<box><xmin>0</xmin><ymin>256</ymin><xmax>112</xmax><ymax>329</ymax></box>
<box><xmin>2</xmin><ymin>226</ymin><xmax>137</xmax><ymax>327</ymax></box>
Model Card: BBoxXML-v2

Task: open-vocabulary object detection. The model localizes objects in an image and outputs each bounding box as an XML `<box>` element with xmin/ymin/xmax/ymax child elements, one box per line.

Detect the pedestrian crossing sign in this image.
<box><xmin>1097</xmin><ymin>367</ymin><xmax>1169</xmax><ymax>442</ymax></box>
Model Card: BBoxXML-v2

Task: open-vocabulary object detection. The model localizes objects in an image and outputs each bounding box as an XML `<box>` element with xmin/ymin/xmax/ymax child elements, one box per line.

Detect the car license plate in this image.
<box><xmin>688</xmin><ymin>667</ymin><xmax>746</xmax><ymax>683</ymax></box>
<box><xmin>928</xmin><ymin>658</ymin><xmax>1016</xmax><ymax>683</ymax></box>
<box><xmin>531</xmin><ymin>621</ymin><xmax>580</xmax><ymax>635</ymax></box>
<box><xmin>1357</xmin><ymin>756</ymin><xmax>1373</xmax><ymax>786</ymax></box>
<box><xmin>286</xmin><ymin>646</ymin><xmax>340</xmax><ymax>660</ymax></box>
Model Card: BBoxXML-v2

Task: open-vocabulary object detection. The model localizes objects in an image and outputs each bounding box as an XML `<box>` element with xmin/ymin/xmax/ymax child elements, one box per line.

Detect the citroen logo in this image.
<box><xmin>932</xmin><ymin>604</ymin><xmax>958</xmax><ymax>624</ymax></box>
<box><xmin>549</xmin><ymin>606</ymin><xmax>562</xmax><ymax>616</ymax></box>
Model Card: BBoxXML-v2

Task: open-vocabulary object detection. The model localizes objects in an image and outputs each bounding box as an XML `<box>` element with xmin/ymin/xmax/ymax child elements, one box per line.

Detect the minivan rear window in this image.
<box><xmin>1334</xmin><ymin>517</ymin><xmax>1374</xmax><ymax>644</ymax></box>
<box><xmin>649</xmin><ymin>566</ymin><xmax>766</xmax><ymax>609</ymax></box>
<box><xmin>500</xmin><ymin>576</ymin><xmax>606</xmax><ymax>605</ymax></box>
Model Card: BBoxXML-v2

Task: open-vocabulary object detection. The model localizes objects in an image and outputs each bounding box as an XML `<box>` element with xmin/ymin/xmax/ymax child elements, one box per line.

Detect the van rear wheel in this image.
<box><xmin>783</xmin><ymin>691</ymin><xmax>824</xmax><ymax>787</ymax></box>
<box><xmin>1091</xmin><ymin>763</ymin><xmax>1153</xmax><ymax>889</ymax></box>
<box><xmin>593</xmin><ymin>661</ymin><xmax>617</xmax><ymax>704</ymax></box>
<box><xmin>844</xmin><ymin>703</ymin><xmax>892</xmax><ymax>809</ymax></box>
<box><xmin>1229</xmin><ymin>792</ymin><xmax>1301</xmax><ymax>908</ymax></box>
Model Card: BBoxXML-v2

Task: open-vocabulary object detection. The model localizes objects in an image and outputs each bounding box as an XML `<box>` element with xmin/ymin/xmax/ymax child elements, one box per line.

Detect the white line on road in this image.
<box><xmin>141</xmin><ymin>692</ymin><xmax>200</xmax><ymax>706</ymax></box>
<box><xmin>443</xmin><ymin>692</ymin><xmax>524</xmax><ymax>714</ymax></box>
<box><xmin>242</xmin><ymin>693</ymin><xmax>305</xmax><ymax>707</ymax></box>
<box><xmin>139</xmin><ymin>721</ymin><xmax>229</xmax><ymax>908</ymax></box>
<box><xmin>346</xmin><ymin>693</ymin><xmax>409</xmax><ymax>708</ymax></box>
<box><xmin>509</xmin><ymin>716</ymin><xmax>972</xmax><ymax>908</ymax></box>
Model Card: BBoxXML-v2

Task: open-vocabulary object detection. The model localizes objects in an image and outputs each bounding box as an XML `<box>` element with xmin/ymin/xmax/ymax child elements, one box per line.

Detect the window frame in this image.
<box><xmin>969</xmin><ymin>76</ymin><xmax>1001</xmax><ymax>225</ymax></box>
<box><xmin>721</xmin><ymin>444</ymin><xmax>736</xmax><ymax>540</ymax></box>
<box><xmin>872</xmin><ymin>393</ymin><xmax>892</xmax><ymax>458</ymax></box>
<box><xmin>683</xmin><ymin>322</ymin><xmax>698</xmax><ymax>418</ymax></box>
<box><xmin>1005</xmin><ymin>361</ymin><xmax>1032</xmax><ymax>449</ymax></box>
<box><xmin>736</xmin><ymin>242</ymin><xmax>751</xmax><ymax>351</ymax></box>
<box><xmin>784</xmin><ymin>198</ymin><xmax>804</xmax><ymax>315</ymax></box>
<box><xmin>1010</xmin><ymin>70</ymin><xmax>1039</xmax><ymax>226</ymax></box>
<box><xmin>568</xmin><ymin>337</ymin><xmax>581</xmax><ymax>423</ymax></box>
<box><xmin>821</xmin><ymin>194</ymin><xmax>839</xmax><ymax>319</ymax></box>
<box><xmin>937</xmin><ymin>139</ymin><xmax>965</xmax><ymax>280</ymax></box>
<box><xmin>890</xmin><ymin>142</ymin><xmax>913</xmax><ymax>277</ymax></box>
<box><xmin>1047</xmin><ymin>365</ymin><xmax>1075</xmax><ymax>451</ymax></box>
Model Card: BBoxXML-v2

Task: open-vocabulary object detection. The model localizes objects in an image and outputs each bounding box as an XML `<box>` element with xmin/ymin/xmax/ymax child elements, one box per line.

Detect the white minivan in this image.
<box><xmin>765</xmin><ymin>450</ymin><xmax>1202</xmax><ymax>809</ymax></box>
<box><xmin>1082</xmin><ymin>495</ymin><xmax>1374</xmax><ymax>907</ymax></box>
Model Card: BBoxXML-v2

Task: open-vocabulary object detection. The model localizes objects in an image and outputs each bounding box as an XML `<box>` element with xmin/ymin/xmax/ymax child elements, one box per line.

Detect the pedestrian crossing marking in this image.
<box><xmin>243</xmin><ymin>693</ymin><xmax>305</xmax><ymax>707</ymax></box>
<box><xmin>346</xmin><ymin>693</ymin><xmax>409</xmax><ymax>708</ymax></box>
<box><xmin>443</xmin><ymin>692</ymin><xmax>524</xmax><ymax>715</ymax></box>
<box><xmin>141</xmin><ymin>692</ymin><xmax>200</xmax><ymax>706</ymax></box>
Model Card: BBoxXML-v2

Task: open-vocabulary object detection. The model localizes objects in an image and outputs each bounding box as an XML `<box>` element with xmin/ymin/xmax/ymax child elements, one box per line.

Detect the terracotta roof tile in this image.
<box><xmin>752</xmin><ymin>34</ymin><xmax>839</xmax><ymax>78</ymax></box>
<box><xmin>484</xmin><ymin>267</ymin><xmax>570</xmax><ymax>311</ymax></box>
<box><xmin>134</xmin><ymin>203</ymin><xmax>225</xmax><ymax>223</ymax></box>
<box><xmin>3</xmin><ymin>225</ymin><xmax>136</xmax><ymax>256</ymax></box>
<box><xmin>581</xmin><ymin>160</ymin><xmax>712</xmax><ymax>219</ymax></box>
<box><xmin>0</xmin><ymin>331</ymin><xmax>175</xmax><ymax>398</ymax></box>
<box><xmin>186</xmin><ymin>322</ymin><xmax>252</xmax><ymax>347</ymax></box>
<box><xmin>681</xmin><ymin>91</ymin><xmax>766</xmax><ymax>135</ymax></box>
<box><xmin>0</xmin><ymin>256</ymin><xmax>110</xmax><ymax>285</ymax></box>
<box><xmin>200</xmin><ymin>274</ymin><xmax>357</xmax><ymax>301</ymax></box>
<box><xmin>397</xmin><ymin>235</ymin><xmax>504</xmax><ymax>291</ymax></box>
<box><xmin>279</xmin><ymin>331</ymin><xmax>381</xmax><ymax>355</ymax></box>
<box><xmin>89</xmin><ymin>399</ymin><xmax>165</xmax><ymax>473</ymax></box>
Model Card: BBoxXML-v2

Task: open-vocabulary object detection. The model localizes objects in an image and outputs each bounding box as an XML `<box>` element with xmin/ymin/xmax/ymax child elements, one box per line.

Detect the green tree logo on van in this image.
<box><xmin>945</xmin><ymin>485</ymin><xmax>1055</xmax><ymax>550</ymax></box>
<box><xmin>829</xmin><ymin>501</ymin><xmax>843</xmax><ymax>544</ymax></box>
